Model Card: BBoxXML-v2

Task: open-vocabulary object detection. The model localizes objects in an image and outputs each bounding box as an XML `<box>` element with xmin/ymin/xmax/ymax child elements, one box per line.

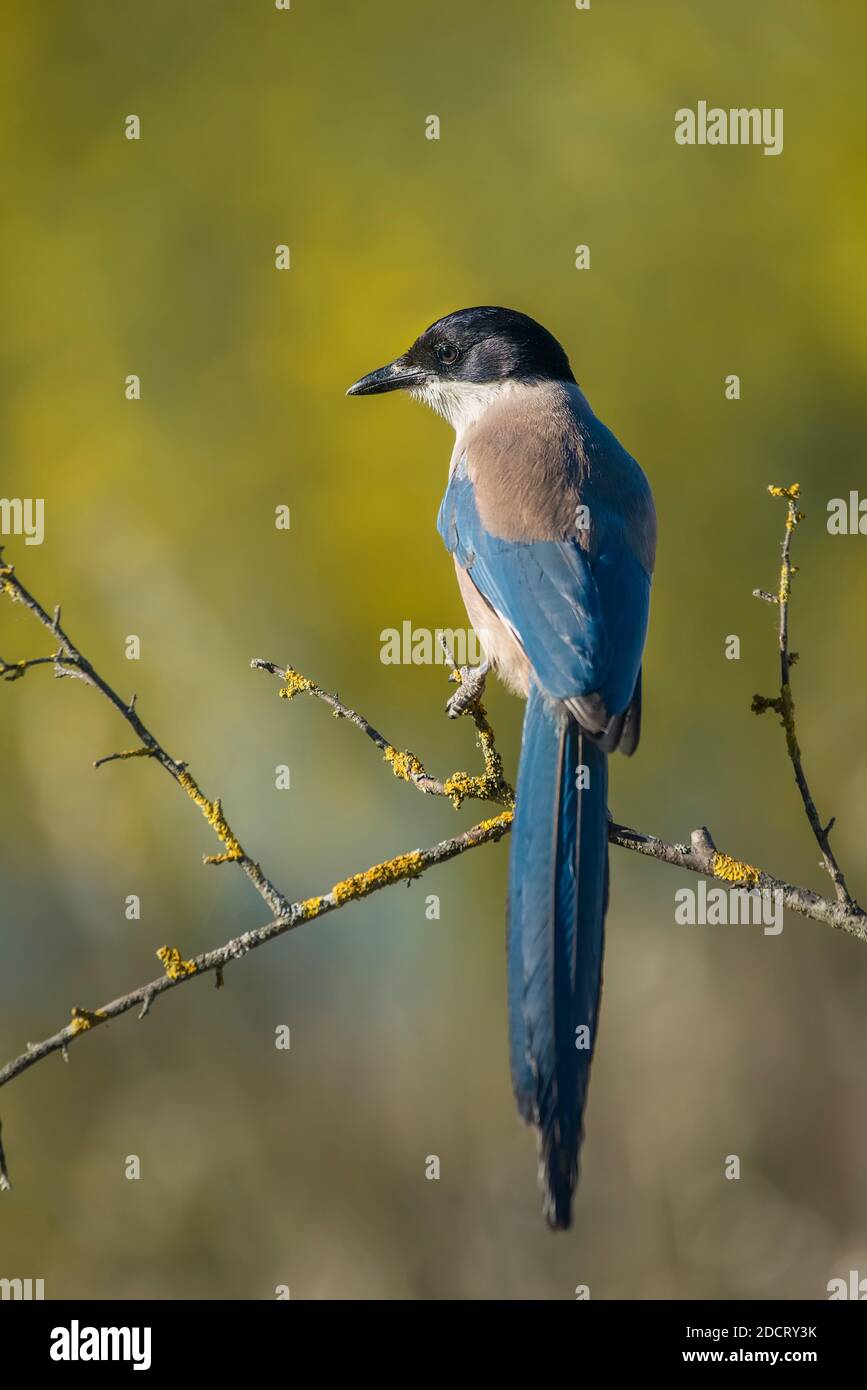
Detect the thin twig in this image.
<box><xmin>0</xmin><ymin>553</ymin><xmax>289</xmax><ymax>918</ymax></box>
<box><xmin>0</xmin><ymin>806</ymin><xmax>864</xmax><ymax>1099</ymax></box>
<box><xmin>752</xmin><ymin>486</ymin><xmax>860</xmax><ymax>911</ymax></box>
<box><xmin>0</xmin><ymin>809</ymin><xmax>515</xmax><ymax>1091</ymax></box>
<box><xmin>1</xmin><ymin>505</ymin><xmax>865</xmax><ymax>1190</ymax></box>
<box><xmin>608</xmin><ymin>823</ymin><xmax>865</xmax><ymax>939</ymax></box>
<box><xmin>0</xmin><ymin>1119</ymin><xmax>10</xmax><ymax>1191</ymax></box>
<box><xmin>251</xmin><ymin>658</ymin><xmax>514</xmax><ymax>808</ymax></box>
<box><xmin>0</xmin><ymin>652</ymin><xmax>62</xmax><ymax>681</ymax></box>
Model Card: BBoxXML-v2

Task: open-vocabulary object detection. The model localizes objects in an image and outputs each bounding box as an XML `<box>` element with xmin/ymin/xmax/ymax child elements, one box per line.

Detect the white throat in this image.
<box><xmin>409</xmin><ymin>378</ymin><xmax>518</xmax><ymax>435</ymax></box>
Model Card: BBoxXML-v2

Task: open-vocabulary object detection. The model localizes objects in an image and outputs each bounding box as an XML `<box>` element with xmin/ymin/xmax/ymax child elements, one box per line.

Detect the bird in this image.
<box><xmin>347</xmin><ymin>306</ymin><xmax>656</xmax><ymax>1229</ymax></box>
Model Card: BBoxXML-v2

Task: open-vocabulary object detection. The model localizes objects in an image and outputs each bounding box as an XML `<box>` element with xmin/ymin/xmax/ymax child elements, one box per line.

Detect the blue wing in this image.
<box><xmin>438</xmin><ymin>454</ymin><xmax>650</xmax><ymax>716</ymax></box>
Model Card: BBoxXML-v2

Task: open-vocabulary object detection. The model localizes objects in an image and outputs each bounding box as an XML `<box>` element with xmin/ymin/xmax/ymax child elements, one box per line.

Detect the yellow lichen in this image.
<box><xmin>278</xmin><ymin>666</ymin><xmax>315</xmax><ymax>700</ymax></box>
<box><xmin>383</xmin><ymin>746</ymin><xmax>426</xmax><ymax>783</ymax></box>
<box><xmin>712</xmin><ymin>852</ymin><xmax>761</xmax><ymax>886</ymax></box>
<box><xmin>107</xmin><ymin>746</ymin><xmax>156</xmax><ymax>762</ymax></box>
<box><xmin>767</xmin><ymin>484</ymin><xmax>806</xmax><ymax>595</ymax></box>
<box><xmin>298</xmin><ymin>895</ymin><xmax>326</xmax><ymax>920</ymax></box>
<box><xmin>156</xmin><ymin>945</ymin><xmax>198</xmax><ymax>980</ymax></box>
<box><xmin>178</xmin><ymin>770</ymin><xmax>244</xmax><ymax>864</ymax></box>
<box><xmin>69</xmin><ymin>1006</ymin><xmax>107</xmax><ymax>1035</ymax></box>
<box><xmin>381</xmin><ymin>699</ymin><xmax>512</xmax><ymax>810</ymax></box>
<box><xmin>473</xmin><ymin>809</ymin><xmax>515</xmax><ymax>835</ymax></box>
<box><xmin>331</xmin><ymin>850</ymin><xmax>427</xmax><ymax>905</ymax></box>
<box><xmin>768</xmin><ymin>483</ymin><xmax>800</xmax><ymax>502</ymax></box>
<box><xmin>442</xmin><ymin>769</ymin><xmax>478</xmax><ymax>807</ymax></box>
<box><xmin>443</xmin><ymin>710</ymin><xmax>515</xmax><ymax>809</ymax></box>
<box><xmin>769</xmin><ymin>482</ymin><xmax>806</xmax><ymax>541</ymax></box>
<box><xmin>0</xmin><ymin>564</ymin><xmax>18</xmax><ymax>600</ymax></box>
<box><xmin>299</xmin><ymin>812</ymin><xmax>513</xmax><ymax>921</ymax></box>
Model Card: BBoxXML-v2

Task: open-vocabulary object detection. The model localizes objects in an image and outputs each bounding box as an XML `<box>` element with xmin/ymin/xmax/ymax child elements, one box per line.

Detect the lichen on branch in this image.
<box><xmin>0</xmin><ymin>492</ymin><xmax>864</xmax><ymax>1190</ymax></box>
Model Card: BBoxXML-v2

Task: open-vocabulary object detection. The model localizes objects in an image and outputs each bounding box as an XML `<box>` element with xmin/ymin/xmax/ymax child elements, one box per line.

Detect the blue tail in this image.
<box><xmin>508</xmin><ymin>683</ymin><xmax>609</xmax><ymax>1230</ymax></box>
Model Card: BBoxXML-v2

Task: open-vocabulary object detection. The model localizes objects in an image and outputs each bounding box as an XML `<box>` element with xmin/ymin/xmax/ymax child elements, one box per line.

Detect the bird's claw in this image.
<box><xmin>445</xmin><ymin>662</ymin><xmax>488</xmax><ymax>719</ymax></box>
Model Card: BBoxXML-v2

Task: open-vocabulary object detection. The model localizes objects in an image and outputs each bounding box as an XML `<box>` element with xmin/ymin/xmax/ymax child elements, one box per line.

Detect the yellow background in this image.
<box><xmin>1</xmin><ymin>0</ymin><xmax>865</xmax><ymax>1298</ymax></box>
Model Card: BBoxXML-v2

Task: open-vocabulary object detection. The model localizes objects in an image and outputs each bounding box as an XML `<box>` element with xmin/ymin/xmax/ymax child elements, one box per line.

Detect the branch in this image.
<box><xmin>1</xmin><ymin>804</ymin><xmax>864</xmax><ymax>1103</ymax></box>
<box><xmin>751</xmin><ymin>485</ymin><xmax>861</xmax><ymax>912</ymax></box>
<box><xmin>1</xmin><ymin>488</ymin><xmax>865</xmax><ymax>1185</ymax></box>
<box><xmin>0</xmin><ymin>552</ymin><xmax>289</xmax><ymax>918</ymax></box>
<box><xmin>609</xmin><ymin>823</ymin><xmax>865</xmax><ymax>940</ymax></box>
<box><xmin>247</xmin><ymin>657</ymin><xmax>864</xmax><ymax>942</ymax></box>
<box><xmin>0</xmin><ymin>1120</ymin><xmax>10</xmax><ymax>1191</ymax></box>
<box><xmin>1</xmin><ymin>653</ymin><xmax>60</xmax><ymax>681</ymax></box>
<box><xmin>0</xmin><ymin>809</ymin><xmax>515</xmax><ymax>1094</ymax></box>
<box><xmin>250</xmin><ymin>658</ymin><xmax>514</xmax><ymax>808</ymax></box>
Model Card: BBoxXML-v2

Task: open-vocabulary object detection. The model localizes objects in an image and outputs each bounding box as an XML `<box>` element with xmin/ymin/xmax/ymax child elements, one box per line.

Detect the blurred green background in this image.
<box><xmin>1</xmin><ymin>0</ymin><xmax>865</xmax><ymax>1300</ymax></box>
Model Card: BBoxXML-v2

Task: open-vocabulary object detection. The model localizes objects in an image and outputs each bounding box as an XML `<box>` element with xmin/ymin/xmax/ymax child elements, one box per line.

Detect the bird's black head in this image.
<box><xmin>346</xmin><ymin>307</ymin><xmax>575</xmax><ymax>424</ymax></box>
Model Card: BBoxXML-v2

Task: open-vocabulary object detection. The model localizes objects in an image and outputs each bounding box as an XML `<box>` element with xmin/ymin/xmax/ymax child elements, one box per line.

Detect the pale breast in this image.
<box><xmin>455</xmin><ymin>560</ymin><xmax>530</xmax><ymax>697</ymax></box>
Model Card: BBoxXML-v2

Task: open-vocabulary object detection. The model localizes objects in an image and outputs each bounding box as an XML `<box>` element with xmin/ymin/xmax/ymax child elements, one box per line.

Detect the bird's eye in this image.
<box><xmin>435</xmin><ymin>342</ymin><xmax>460</xmax><ymax>365</ymax></box>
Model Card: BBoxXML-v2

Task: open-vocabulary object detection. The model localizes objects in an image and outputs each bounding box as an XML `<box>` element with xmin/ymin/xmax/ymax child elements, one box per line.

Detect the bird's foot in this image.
<box><xmin>446</xmin><ymin>661</ymin><xmax>489</xmax><ymax>719</ymax></box>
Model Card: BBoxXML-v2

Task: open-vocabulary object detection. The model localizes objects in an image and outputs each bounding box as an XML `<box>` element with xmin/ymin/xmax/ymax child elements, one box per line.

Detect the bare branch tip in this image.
<box><xmin>138</xmin><ymin>990</ymin><xmax>156</xmax><ymax>1020</ymax></box>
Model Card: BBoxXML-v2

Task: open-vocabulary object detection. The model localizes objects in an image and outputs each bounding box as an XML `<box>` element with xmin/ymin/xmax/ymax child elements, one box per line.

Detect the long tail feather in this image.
<box><xmin>508</xmin><ymin>683</ymin><xmax>608</xmax><ymax>1230</ymax></box>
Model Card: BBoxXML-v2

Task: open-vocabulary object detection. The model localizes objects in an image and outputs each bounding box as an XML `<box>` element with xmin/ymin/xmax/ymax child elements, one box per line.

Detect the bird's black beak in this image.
<box><xmin>346</xmin><ymin>356</ymin><xmax>426</xmax><ymax>397</ymax></box>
